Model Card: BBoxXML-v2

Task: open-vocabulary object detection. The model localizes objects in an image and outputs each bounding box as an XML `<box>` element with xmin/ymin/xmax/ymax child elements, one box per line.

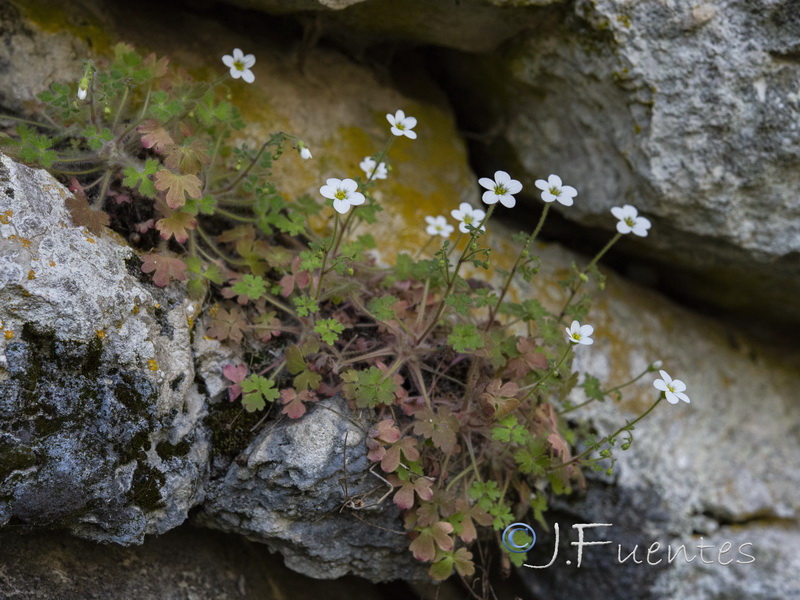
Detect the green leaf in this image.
<box><xmin>240</xmin><ymin>375</ymin><xmax>279</xmax><ymax>412</ymax></box>
<box><xmin>368</xmin><ymin>295</ymin><xmax>399</xmax><ymax>321</ymax></box>
<box><xmin>468</xmin><ymin>480</ymin><xmax>501</xmax><ymax>511</ymax></box>
<box><xmin>341</xmin><ymin>367</ymin><xmax>396</xmax><ymax>408</ymax></box>
<box><xmin>122</xmin><ymin>158</ymin><xmax>159</xmax><ymax>198</ymax></box>
<box><xmin>445</xmin><ymin>293</ymin><xmax>473</xmax><ymax>317</ymax></box>
<box><xmin>582</xmin><ymin>373</ymin><xmax>605</xmax><ymax>403</ymax></box>
<box><xmin>448</xmin><ymin>323</ymin><xmax>483</xmax><ymax>353</ymax></box>
<box><xmin>293</xmin><ymin>295</ymin><xmax>319</xmax><ymax>317</ymax></box>
<box><xmin>314</xmin><ymin>318</ymin><xmax>344</xmax><ymax>345</ymax></box>
<box><xmin>231</xmin><ymin>274</ymin><xmax>267</xmax><ymax>301</ymax></box>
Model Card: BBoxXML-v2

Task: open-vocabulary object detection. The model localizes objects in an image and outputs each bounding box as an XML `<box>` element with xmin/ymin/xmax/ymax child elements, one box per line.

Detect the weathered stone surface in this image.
<box><xmin>2</xmin><ymin>1</ymin><xmax>799</xmax><ymax>598</ymax></box>
<box><xmin>0</xmin><ymin>153</ymin><xmax>208</xmax><ymax>544</ymax></box>
<box><xmin>491</xmin><ymin>241</ymin><xmax>800</xmax><ymax>600</ymax></box>
<box><xmin>0</xmin><ymin>526</ymin><xmax>400</xmax><ymax>599</ymax></box>
<box><xmin>431</xmin><ymin>0</ymin><xmax>800</xmax><ymax>327</ymax></box>
<box><xmin>198</xmin><ymin>397</ymin><xmax>422</xmax><ymax>582</ymax></box>
<box><xmin>216</xmin><ymin>0</ymin><xmax>560</xmax><ymax>52</ymax></box>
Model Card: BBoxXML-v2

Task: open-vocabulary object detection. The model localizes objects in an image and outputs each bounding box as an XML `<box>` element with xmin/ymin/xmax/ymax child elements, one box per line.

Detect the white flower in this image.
<box><xmin>319</xmin><ymin>178</ymin><xmax>366</xmax><ymax>215</ymax></box>
<box><xmin>611</xmin><ymin>204</ymin><xmax>651</xmax><ymax>237</ymax></box>
<box><xmin>360</xmin><ymin>156</ymin><xmax>388</xmax><ymax>180</ymax></box>
<box><xmin>297</xmin><ymin>142</ymin><xmax>312</xmax><ymax>160</ymax></box>
<box><xmin>566</xmin><ymin>320</ymin><xmax>594</xmax><ymax>345</ymax></box>
<box><xmin>534</xmin><ymin>174</ymin><xmax>578</xmax><ymax>206</ymax></box>
<box><xmin>653</xmin><ymin>370</ymin><xmax>690</xmax><ymax>404</ymax></box>
<box><xmin>425</xmin><ymin>215</ymin><xmax>454</xmax><ymax>238</ymax></box>
<box><xmin>77</xmin><ymin>86</ymin><xmax>87</xmax><ymax>101</ymax></box>
<box><xmin>450</xmin><ymin>202</ymin><xmax>486</xmax><ymax>233</ymax></box>
<box><xmin>478</xmin><ymin>170</ymin><xmax>522</xmax><ymax>208</ymax></box>
<box><xmin>386</xmin><ymin>110</ymin><xmax>417</xmax><ymax>139</ymax></box>
<box><xmin>222</xmin><ymin>48</ymin><xmax>256</xmax><ymax>83</ymax></box>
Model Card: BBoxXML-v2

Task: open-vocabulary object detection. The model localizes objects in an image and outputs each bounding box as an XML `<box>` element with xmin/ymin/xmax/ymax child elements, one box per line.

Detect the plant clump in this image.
<box><xmin>1</xmin><ymin>43</ymin><xmax>691</xmax><ymax>594</ymax></box>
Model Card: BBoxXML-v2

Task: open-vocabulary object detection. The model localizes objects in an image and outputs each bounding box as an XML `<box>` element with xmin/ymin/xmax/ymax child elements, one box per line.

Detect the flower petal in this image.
<box><xmin>548</xmin><ymin>174</ymin><xmax>563</xmax><ymax>188</ymax></box>
<box><xmin>534</xmin><ymin>179</ymin><xmax>548</xmax><ymax>191</ymax></box>
<box><xmin>478</xmin><ymin>177</ymin><xmax>495</xmax><ymax>190</ymax></box>
<box><xmin>654</xmin><ymin>379</ymin><xmax>669</xmax><ymax>392</ymax></box>
<box><xmin>506</xmin><ymin>180</ymin><xmax>523</xmax><ymax>194</ymax></box>
<box><xmin>482</xmin><ymin>191</ymin><xmax>499</xmax><ymax>204</ymax></box>
<box><xmin>404</xmin><ymin>116</ymin><xmax>417</xmax><ymax>128</ymax></box>
<box><xmin>404</xmin><ymin>129</ymin><xmax>417</xmax><ymax>139</ymax></box>
<box><xmin>242</xmin><ymin>69</ymin><xmax>255</xmax><ymax>83</ymax></box>
<box><xmin>499</xmin><ymin>195</ymin><xmax>516</xmax><ymax>208</ymax></box>
<box><xmin>494</xmin><ymin>170</ymin><xmax>510</xmax><ymax>184</ymax></box>
<box><xmin>333</xmin><ymin>198</ymin><xmax>350</xmax><ymax>214</ymax></box>
<box><xmin>222</xmin><ymin>55</ymin><xmax>235</xmax><ymax>67</ymax></box>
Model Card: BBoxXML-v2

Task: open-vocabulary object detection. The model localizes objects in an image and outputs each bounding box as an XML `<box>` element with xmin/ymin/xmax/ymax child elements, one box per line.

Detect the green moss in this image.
<box><xmin>129</xmin><ymin>462</ymin><xmax>166</xmax><ymax>511</ymax></box>
<box><xmin>82</xmin><ymin>334</ymin><xmax>104</xmax><ymax>377</ymax></box>
<box><xmin>155</xmin><ymin>439</ymin><xmax>190</xmax><ymax>460</ymax></box>
<box><xmin>118</xmin><ymin>429</ymin><xmax>151</xmax><ymax>465</ymax></box>
<box><xmin>113</xmin><ymin>372</ymin><xmax>150</xmax><ymax>413</ymax></box>
<box><xmin>206</xmin><ymin>400</ymin><xmax>262</xmax><ymax>458</ymax></box>
<box><xmin>0</xmin><ymin>441</ymin><xmax>37</xmax><ymax>480</ymax></box>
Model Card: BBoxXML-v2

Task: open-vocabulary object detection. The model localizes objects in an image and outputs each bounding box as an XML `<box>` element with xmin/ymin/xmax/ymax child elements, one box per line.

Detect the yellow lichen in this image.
<box><xmin>27</xmin><ymin>270</ymin><xmax>36</xmax><ymax>280</ymax></box>
<box><xmin>4</xmin><ymin>331</ymin><xmax>13</xmax><ymax>340</ymax></box>
<box><xmin>147</xmin><ymin>359</ymin><xmax>159</xmax><ymax>371</ymax></box>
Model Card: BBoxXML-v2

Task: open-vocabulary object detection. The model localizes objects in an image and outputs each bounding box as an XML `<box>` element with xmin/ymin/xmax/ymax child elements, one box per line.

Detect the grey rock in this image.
<box><xmin>216</xmin><ymin>0</ymin><xmax>561</xmax><ymax>52</ymax></box>
<box><xmin>502</xmin><ymin>242</ymin><xmax>800</xmax><ymax>600</ymax></box>
<box><xmin>0</xmin><ymin>153</ymin><xmax>209</xmax><ymax>544</ymax></box>
<box><xmin>198</xmin><ymin>397</ymin><xmax>423</xmax><ymax>582</ymax></box>
<box><xmin>0</xmin><ymin>525</ymin><xmax>398</xmax><ymax>599</ymax></box>
<box><xmin>0</xmin><ymin>2</ymin><xmax>86</xmax><ymax>112</ymax></box>
<box><xmin>433</xmin><ymin>0</ymin><xmax>800</xmax><ymax>326</ymax></box>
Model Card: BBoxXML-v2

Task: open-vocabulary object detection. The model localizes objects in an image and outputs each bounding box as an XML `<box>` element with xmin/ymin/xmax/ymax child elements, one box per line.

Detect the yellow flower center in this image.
<box><xmin>234</xmin><ymin>60</ymin><xmax>245</xmax><ymax>72</ymax></box>
<box><xmin>549</xmin><ymin>186</ymin><xmax>561</xmax><ymax>196</ymax></box>
<box><xmin>494</xmin><ymin>184</ymin><xmax>508</xmax><ymax>195</ymax></box>
<box><xmin>335</xmin><ymin>190</ymin><xmax>348</xmax><ymax>200</ymax></box>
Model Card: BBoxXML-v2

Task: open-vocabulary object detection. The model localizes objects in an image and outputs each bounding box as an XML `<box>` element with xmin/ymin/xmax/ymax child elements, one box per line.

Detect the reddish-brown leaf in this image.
<box><xmin>155</xmin><ymin>210</ymin><xmax>196</xmax><ymax>243</ymax></box>
<box><xmin>137</xmin><ymin>120</ymin><xmax>175</xmax><ymax>153</ymax></box>
<box><xmin>140</xmin><ymin>254</ymin><xmax>187</xmax><ymax>287</ymax></box>
<box><xmin>154</xmin><ymin>169</ymin><xmax>202</xmax><ymax>209</ymax></box>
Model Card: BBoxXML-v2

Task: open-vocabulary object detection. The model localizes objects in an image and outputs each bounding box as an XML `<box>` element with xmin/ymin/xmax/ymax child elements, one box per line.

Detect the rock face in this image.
<box><xmin>496</xmin><ymin>242</ymin><xmax>800</xmax><ymax>600</ymax></box>
<box><xmin>430</xmin><ymin>0</ymin><xmax>800</xmax><ymax>328</ymax></box>
<box><xmin>0</xmin><ymin>526</ymin><xmax>400</xmax><ymax>600</ymax></box>
<box><xmin>198</xmin><ymin>397</ymin><xmax>420</xmax><ymax>581</ymax></box>
<box><xmin>0</xmin><ymin>153</ymin><xmax>208</xmax><ymax>544</ymax></box>
<box><xmin>2</xmin><ymin>1</ymin><xmax>800</xmax><ymax>598</ymax></box>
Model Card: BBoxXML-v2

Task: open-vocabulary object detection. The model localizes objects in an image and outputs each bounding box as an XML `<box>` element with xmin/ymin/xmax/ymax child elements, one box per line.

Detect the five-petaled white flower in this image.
<box><xmin>611</xmin><ymin>204</ymin><xmax>651</xmax><ymax>237</ymax></box>
<box><xmin>566</xmin><ymin>320</ymin><xmax>594</xmax><ymax>345</ymax></box>
<box><xmin>387</xmin><ymin>110</ymin><xmax>417</xmax><ymax>139</ymax></box>
<box><xmin>534</xmin><ymin>174</ymin><xmax>578</xmax><ymax>207</ymax></box>
<box><xmin>451</xmin><ymin>202</ymin><xmax>486</xmax><ymax>233</ymax></box>
<box><xmin>425</xmin><ymin>215</ymin><xmax>454</xmax><ymax>238</ymax></box>
<box><xmin>653</xmin><ymin>370</ymin><xmax>690</xmax><ymax>404</ymax></box>
<box><xmin>360</xmin><ymin>156</ymin><xmax>388</xmax><ymax>180</ymax></box>
<box><xmin>320</xmin><ymin>178</ymin><xmax>366</xmax><ymax>215</ymax></box>
<box><xmin>222</xmin><ymin>48</ymin><xmax>256</xmax><ymax>83</ymax></box>
<box><xmin>478</xmin><ymin>170</ymin><xmax>522</xmax><ymax>208</ymax></box>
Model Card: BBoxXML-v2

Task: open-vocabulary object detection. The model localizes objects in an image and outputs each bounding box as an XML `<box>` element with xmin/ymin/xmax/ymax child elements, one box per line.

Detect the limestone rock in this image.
<box><xmin>0</xmin><ymin>153</ymin><xmax>208</xmax><ymax>544</ymax></box>
<box><xmin>432</xmin><ymin>0</ymin><xmax>800</xmax><ymax>326</ymax></box>
<box><xmin>198</xmin><ymin>397</ymin><xmax>422</xmax><ymax>582</ymax></box>
<box><xmin>494</xmin><ymin>242</ymin><xmax>800</xmax><ymax>600</ymax></box>
<box><xmin>0</xmin><ymin>526</ymin><xmax>398</xmax><ymax>599</ymax></box>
